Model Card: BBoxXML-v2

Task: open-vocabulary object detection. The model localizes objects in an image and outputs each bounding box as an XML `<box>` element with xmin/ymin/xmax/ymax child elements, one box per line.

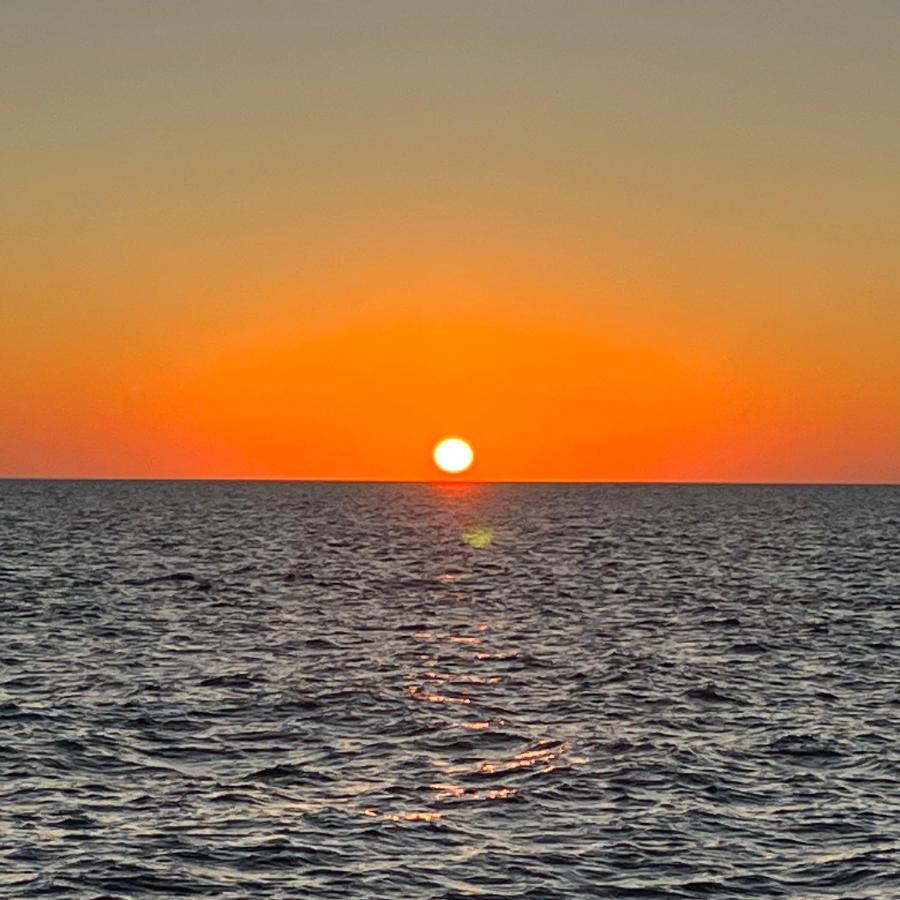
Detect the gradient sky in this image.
<box><xmin>2</xmin><ymin>0</ymin><xmax>898</xmax><ymax>481</ymax></box>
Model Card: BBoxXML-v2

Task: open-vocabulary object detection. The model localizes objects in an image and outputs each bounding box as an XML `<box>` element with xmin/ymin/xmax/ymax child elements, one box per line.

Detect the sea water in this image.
<box><xmin>1</xmin><ymin>481</ymin><xmax>898</xmax><ymax>897</ymax></box>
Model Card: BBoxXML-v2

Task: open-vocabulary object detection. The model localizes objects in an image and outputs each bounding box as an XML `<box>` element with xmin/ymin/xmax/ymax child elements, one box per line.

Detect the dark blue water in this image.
<box><xmin>1</xmin><ymin>481</ymin><xmax>899</xmax><ymax>897</ymax></box>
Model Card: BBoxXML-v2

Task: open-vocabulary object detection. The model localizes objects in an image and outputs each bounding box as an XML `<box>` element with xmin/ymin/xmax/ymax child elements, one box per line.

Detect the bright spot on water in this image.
<box><xmin>463</xmin><ymin>525</ymin><xmax>494</xmax><ymax>549</ymax></box>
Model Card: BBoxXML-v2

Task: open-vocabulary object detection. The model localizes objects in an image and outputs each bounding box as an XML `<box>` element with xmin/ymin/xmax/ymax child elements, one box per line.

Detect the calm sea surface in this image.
<box><xmin>1</xmin><ymin>481</ymin><xmax>899</xmax><ymax>898</ymax></box>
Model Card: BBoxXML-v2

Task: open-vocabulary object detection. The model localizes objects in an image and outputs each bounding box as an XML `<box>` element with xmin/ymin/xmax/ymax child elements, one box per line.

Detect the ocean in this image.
<box><xmin>1</xmin><ymin>481</ymin><xmax>898</xmax><ymax>897</ymax></box>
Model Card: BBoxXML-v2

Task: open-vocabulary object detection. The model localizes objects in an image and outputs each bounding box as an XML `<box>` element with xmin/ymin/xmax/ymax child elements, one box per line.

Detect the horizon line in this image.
<box><xmin>0</xmin><ymin>477</ymin><xmax>897</xmax><ymax>487</ymax></box>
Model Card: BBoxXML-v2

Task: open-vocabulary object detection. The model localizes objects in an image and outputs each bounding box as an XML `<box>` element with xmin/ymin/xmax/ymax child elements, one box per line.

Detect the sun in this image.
<box><xmin>433</xmin><ymin>437</ymin><xmax>474</xmax><ymax>475</ymax></box>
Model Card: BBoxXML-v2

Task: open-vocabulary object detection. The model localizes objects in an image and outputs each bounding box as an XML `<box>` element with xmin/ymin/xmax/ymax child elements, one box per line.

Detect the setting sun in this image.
<box><xmin>433</xmin><ymin>437</ymin><xmax>474</xmax><ymax>475</ymax></box>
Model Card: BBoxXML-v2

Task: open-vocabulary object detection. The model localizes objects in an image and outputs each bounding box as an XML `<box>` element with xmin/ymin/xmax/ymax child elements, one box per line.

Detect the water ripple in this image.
<box><xmin>1</xmin><ymin>481</ymin><xmax>898</xmax><ymax>897</ymax></box>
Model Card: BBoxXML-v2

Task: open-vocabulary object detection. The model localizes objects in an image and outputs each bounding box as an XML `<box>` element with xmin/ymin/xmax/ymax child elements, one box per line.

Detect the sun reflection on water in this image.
<box><xmin>363</xmin><ymin>809</ymin><xmax>445</xmax><ymax>824</ymax></box>
<box><xmin>359</xmin><ymin>482</ymin><xmax>581</xmax><ymax>828</ymax></box>
<box><xmin>478</xmin><ymin>740</ymin><xmax>571</xmax><ymax>776</ymax></box>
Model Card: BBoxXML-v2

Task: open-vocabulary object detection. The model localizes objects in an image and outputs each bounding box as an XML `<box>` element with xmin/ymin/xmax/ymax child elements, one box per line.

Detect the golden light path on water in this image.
<box><xmin>354</xmin><ymin>479</ymin><xmax>583</xmax><ymax>827</ymax></box>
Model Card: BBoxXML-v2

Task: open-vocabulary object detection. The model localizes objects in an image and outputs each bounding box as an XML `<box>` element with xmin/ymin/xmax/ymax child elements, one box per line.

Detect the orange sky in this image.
<box><xmin>2</xmin><ymin>2</ymin><xmax>898</xmax><ymax>481</ymax></box>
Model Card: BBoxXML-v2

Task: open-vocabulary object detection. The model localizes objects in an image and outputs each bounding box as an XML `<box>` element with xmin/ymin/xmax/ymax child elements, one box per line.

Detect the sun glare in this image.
<box><xmin>433</xmin><ymin>437</ymin><xmax>474</xmax><ymax>475</ymax></box>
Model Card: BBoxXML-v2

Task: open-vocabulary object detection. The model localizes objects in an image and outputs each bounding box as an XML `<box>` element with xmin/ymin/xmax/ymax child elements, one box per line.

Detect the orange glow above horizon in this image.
<box><xmin>1</xmin><ymin>3</ymin><xmax>898</xmax><ymax>482</ymax></box>
<box><xmin>1</xmin><ymin>290</ymin><xmax>897</xmax><ymax>482</ymax></box>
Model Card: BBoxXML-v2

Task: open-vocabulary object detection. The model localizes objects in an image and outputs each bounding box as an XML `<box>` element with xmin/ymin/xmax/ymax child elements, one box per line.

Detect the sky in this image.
<box><xmin>2</xmin><ymin>0</ymin><xmax>898</xmax><ymax>481</ymax></box>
